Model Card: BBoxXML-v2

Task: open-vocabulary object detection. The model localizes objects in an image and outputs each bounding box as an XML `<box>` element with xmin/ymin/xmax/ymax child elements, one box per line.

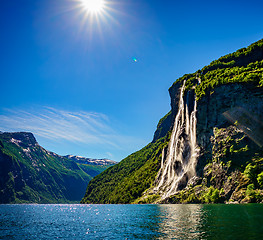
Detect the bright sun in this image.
<box><xmin>81</xmin><ymin>0</ymin><xmax>105</xmax><ymax>13</ymax></box>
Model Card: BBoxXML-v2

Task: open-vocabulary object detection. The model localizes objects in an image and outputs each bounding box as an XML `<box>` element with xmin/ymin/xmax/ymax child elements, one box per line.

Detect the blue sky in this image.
<box><xmin>1</xmin><ymin>0</ymin><xmax>263</xmax><ymax>161</ymax></box>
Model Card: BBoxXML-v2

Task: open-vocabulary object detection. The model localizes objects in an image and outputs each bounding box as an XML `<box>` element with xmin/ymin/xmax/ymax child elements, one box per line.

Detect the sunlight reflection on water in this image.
<box><xmin>0</xmin><ymin>204</ymin><xmax>263</xmax><ymax>239</ymax></box>
<box><xmin>155</xmin><ymin>204</ymin><xmax>204</xmax><ymax>239</ymax></box>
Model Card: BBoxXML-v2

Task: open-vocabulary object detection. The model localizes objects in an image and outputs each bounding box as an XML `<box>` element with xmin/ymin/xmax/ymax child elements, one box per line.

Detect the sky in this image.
<box><xmin>1</xmin><ymin>0</ymin><xmax>263</xmax><ymax>161</ymax></box>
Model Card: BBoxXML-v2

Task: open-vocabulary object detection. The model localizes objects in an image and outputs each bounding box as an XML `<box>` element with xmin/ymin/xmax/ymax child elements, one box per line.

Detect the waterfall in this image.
<box><xmin>154</xmin><ymin>81</ymin><xmax>198</xmax><ymax>199</ymax></box>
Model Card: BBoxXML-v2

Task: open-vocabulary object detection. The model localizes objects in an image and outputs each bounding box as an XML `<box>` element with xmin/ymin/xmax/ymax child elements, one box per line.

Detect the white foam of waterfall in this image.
<box><xmin>154</xmin><ymin>81</ymin><xmax>198</xmax><ymax>199</ymax></box>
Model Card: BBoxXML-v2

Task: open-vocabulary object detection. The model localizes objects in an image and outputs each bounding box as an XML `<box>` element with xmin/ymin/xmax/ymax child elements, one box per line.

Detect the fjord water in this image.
<box><xmin>1</xmin><ymin>204</ymin><xmax>263</xmax><ymax>239</ymax></box>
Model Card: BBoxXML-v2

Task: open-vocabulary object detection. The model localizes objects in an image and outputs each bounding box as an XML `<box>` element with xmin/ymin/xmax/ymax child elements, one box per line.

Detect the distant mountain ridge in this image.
<box><xmin>0</xmin><ymin>131</ymin><xmax>115</xmax><ymax>203</ymax></box>
<box><xmin>64</xmin><ymin>155</ymin><xmax>117</xmax><ymax>166</ymax></box>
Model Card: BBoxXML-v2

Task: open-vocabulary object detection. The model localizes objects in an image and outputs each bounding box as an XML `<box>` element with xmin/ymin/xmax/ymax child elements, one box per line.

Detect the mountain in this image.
<box><xmin>81</xmin><ymin>39</ymin><xmax>263</xmax><ymax>204</ymax></box>
<box><xmin>0</xmin><ymin>132</ymin><xmax>115</xmax><ymax>203</ymax></box>
<box><xmin>64</xmin><ymin>155</ymin><xmax>117</xmax><ymax>166</ymax></box>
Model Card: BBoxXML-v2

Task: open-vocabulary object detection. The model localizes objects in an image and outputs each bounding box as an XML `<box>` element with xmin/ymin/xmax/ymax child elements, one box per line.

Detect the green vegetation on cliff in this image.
<box><xmin>165</xmin><ymin>126</ymin><xmax>263</xmax><ymax>204</ymax></box>
<box><xmin>171</xmin><ymin>39</ymin><xmax>263</xmax><ymax>100</ymax></box>
<box><xmin>196</xmin><ymin>60</ymin><xmax>263</xmax><ymax>100</ymax></box>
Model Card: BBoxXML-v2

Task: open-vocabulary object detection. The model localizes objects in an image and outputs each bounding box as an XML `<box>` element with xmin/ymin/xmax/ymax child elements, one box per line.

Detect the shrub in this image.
<box><xmin>257</xmin><ymin>172</ymin><xmax>263</xmax><ymax>188</ymax></box>
<box><xmin>203</xmin><ymin>187</ymin><xmax>221</xmax><ymax>203</ymax></box>
<box><xmin>244</xmin><ymin>163</ymin><xmax>257</xmax><ymax>182</ymax></box>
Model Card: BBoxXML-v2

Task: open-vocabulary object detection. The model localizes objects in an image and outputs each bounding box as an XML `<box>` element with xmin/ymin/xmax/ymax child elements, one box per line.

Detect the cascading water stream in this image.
<box><xmin>154</xmin><ymin>81</ymin><xmax>198</xmax><ymax>199</ymax></box>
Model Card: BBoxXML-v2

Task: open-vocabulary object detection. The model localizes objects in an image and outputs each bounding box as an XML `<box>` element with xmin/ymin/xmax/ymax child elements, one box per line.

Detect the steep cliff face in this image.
<box><xmin>196</xmin><ymin>83</ymin><xmax>263</xmax><ymax>168</ymax></box>
<box><xmin>153</xmin><ymin>41</ymin><xmax>263</xmax><ymax>203</ymax></box>
<box><xmin>81</xmin><ymin>39</ymin><xmax>263</xmax><ymax>204</ymax></box>
<box><xmin>160</xmin><ymin>82</ymin><xmax>263</xmax><ymax>204</ymax></box>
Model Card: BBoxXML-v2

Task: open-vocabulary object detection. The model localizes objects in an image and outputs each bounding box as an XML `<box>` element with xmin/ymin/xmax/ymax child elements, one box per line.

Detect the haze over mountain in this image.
<box><xmin>64</xmin><ymin>155</ymin><xmax>117</xmax><ymax>166</ymax></box>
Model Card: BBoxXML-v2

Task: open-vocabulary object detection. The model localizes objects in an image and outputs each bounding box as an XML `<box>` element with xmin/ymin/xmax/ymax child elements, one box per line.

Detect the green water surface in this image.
<box><xmin>0</xmin><ymin>204</ymin><xmax>262</xmax><ymax>239</ymax></box>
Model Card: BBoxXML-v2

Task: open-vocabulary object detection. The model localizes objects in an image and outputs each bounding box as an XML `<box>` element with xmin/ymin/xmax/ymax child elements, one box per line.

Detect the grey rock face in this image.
<box><xmin>195</xmin><ymin>83</ymin><xmax>263</xmax><ymax>170</ymax></box>
<box><xmin>158</xmin><ymin>81</ymin><xmax>263</xmax><ymax>203</ymax></box>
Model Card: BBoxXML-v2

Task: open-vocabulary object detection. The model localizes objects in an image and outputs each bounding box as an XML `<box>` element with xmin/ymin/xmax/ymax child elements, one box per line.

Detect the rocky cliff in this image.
<box><xmin>81</xmin><ymin>39</ymin><xmax>263</xmax><ymax>204</ymax></box>
<box><xmin>156</xmin><ymin>81</ymin><xmax>263</xmax><ymax>204</ymax></box>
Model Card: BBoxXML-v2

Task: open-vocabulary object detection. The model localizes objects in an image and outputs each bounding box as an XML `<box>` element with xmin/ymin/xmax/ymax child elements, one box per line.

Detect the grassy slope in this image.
<box><xmin>81</xmin><ymin>134</ymin><xmax>170</xmax><ymax>203</ymax></box>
